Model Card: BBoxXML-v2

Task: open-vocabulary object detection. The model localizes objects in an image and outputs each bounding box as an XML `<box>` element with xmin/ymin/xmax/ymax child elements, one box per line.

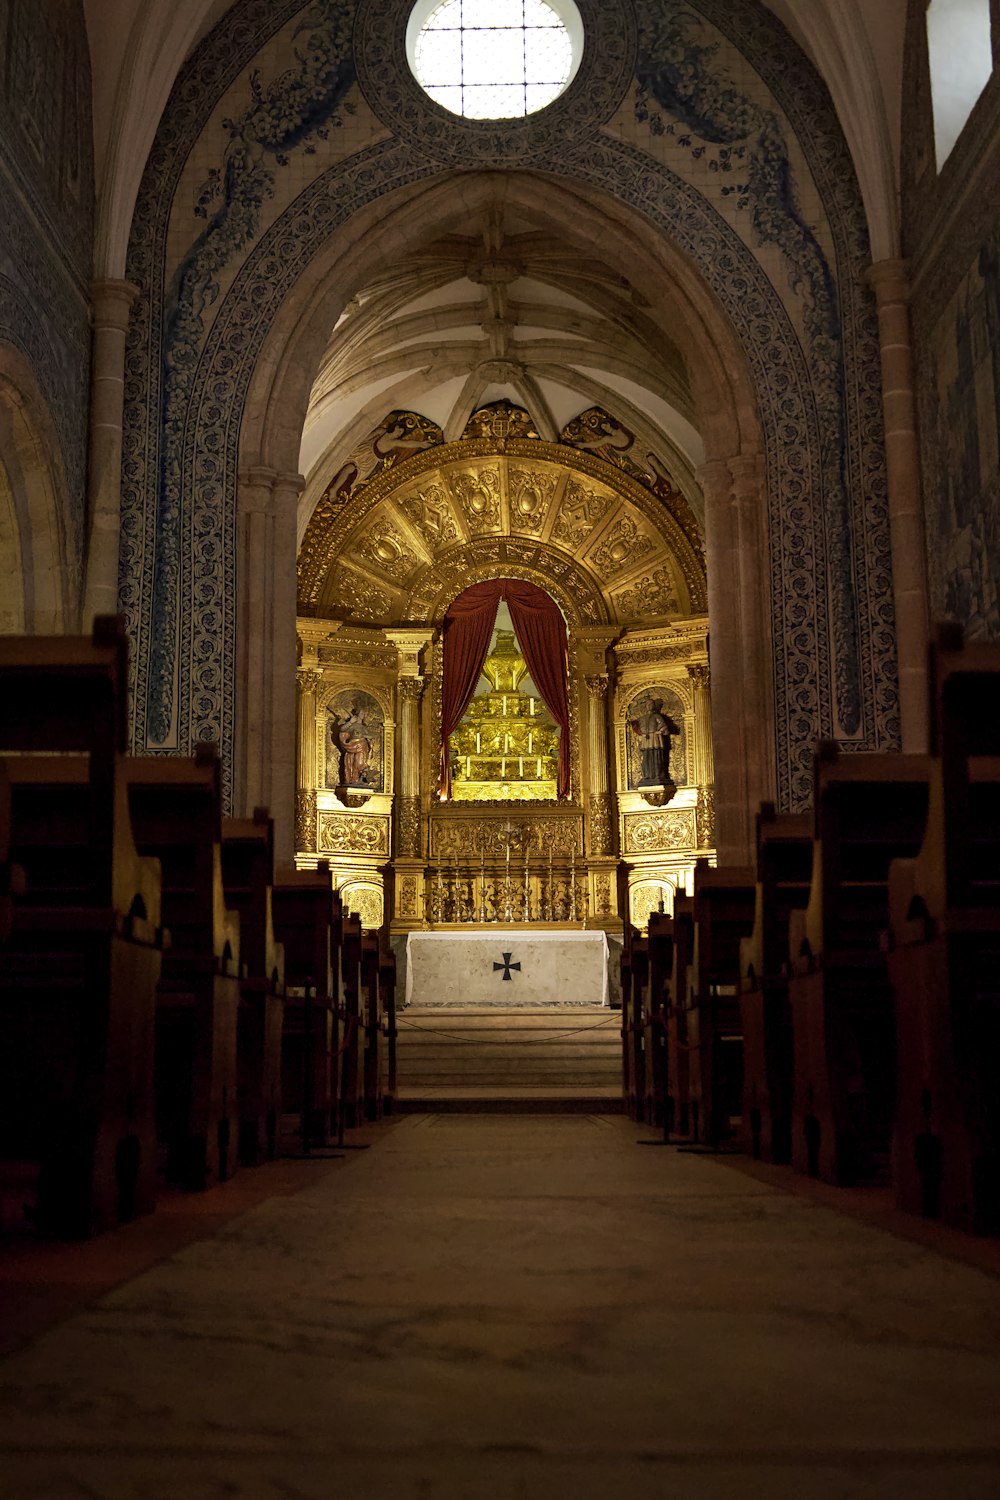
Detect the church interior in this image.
<box><xmin>2</xmin><ymin>0</ymin><xmax>1000</xmax><ymax>1493</ymax></box>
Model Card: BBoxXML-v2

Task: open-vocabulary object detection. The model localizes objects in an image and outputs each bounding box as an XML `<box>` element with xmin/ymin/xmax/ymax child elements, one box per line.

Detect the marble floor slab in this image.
<box><xmin>2</xmin><ymin>1115</ymin><xmax>1000</xmax><ymax>1499</ymax></box>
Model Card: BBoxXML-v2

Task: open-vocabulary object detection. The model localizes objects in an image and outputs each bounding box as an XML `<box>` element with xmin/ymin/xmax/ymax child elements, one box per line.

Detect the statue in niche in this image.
<box><xmin>327</xmin><ymin>689</ymin><xmax>384</xmax><ymax>792</ymax></box>
<box><xmin>627</xmin><ymin>690</ymin><xmax>683</xmax><ymax>788</ymax></box>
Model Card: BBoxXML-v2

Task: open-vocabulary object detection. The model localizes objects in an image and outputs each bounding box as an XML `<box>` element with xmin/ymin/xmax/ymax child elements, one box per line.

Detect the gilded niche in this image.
<box><xmin>326</xmin><ymin>689</ymin><xmax>384</xmax><ymax>792</ymax></box>
<box><xmin>625</xmin><ymin>686</ymin><xmax>687</xmax><ymax>789</ymax></box>
<box><xmin>449</xmin><ymin>631</ymin><xmax>559</xmax><ymax>803</ymax></box>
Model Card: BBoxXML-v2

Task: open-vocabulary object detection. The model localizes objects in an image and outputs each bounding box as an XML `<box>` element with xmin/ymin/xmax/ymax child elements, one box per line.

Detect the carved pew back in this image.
<box><xmin>789</xmin><ymin>744</ymin><xmax>930</xmax><ymax>1186</ymax></box>
<box><xmin>221</xmin><ymin>807</ymin><xmax>286</xmax><ymax>1165</ymax></box>
<box><xmin>739</xmin><ymin>804</ymin><xmax>813</xmax><ymax>1162</ymax></box>
<box><xmin>272</xmin><ymin>864</ymin><xmax>340</xmax><ymax>1148</ymax></box>
<box><xmin>644</xmin><ymin>912</ymin><xmax>675</xmax><ymax>1130</ymax></box>
<box><xmin>125</xmin><ymin>746</ymin><xmax>242</xmax><ymax>1190</ymax></box>
<box><xmin>889</xmin><ymin>634</ymin><xmax>1000</xmax><ymax>1232</ymax></box>
<box><xmin>668</xmin><ymin>892</ymin><xmax>696</xmax><ymax>1138</ymax></box>
<box><xmin>0</xmin><ymin>621</ymin><xmax>163</xmax><ymax>1236</ymax></box>
<box><xmin>688</xmin><ymin>862</ymin><xmax>755</xmax><ymax>1148</ymax></box>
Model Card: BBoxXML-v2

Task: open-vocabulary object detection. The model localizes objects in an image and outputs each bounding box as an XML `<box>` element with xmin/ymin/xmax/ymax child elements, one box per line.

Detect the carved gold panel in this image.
<box><xmin>398</xmin><ymin>481</ymin><xmax>462</xmax><ymax>550</ymax></box>
<box><xmin>585</xmin><ymin>514</ymin><xmax>654</xmax><ymax>581</ymax></box>
<box><xmin>448</xmin><ymin>466</ymin><xmax>502</xmax><ymax>535</ymax></box>
<box><xmin>507</xmin><ymin>464</ymin><xmax>559</xmax><ymax>537</ymax></box>
<box><xmin>623</xmin><ymin>810</ymin><xmax>697</xmax><ymax>853</ymax></box>
<box><xmin>550</xmin><ymin>477</ymin><xmax>614</xmax><ymax>550</ymax></box>
<box><xmin>318</xmin><ymin>813</ymin><xmax>390</xmax><ymax>856</ymax></box>
<box><xmin>339</xmin><ymin>882</ymin><xmax>384</xmax><ymax>930</ymax></box>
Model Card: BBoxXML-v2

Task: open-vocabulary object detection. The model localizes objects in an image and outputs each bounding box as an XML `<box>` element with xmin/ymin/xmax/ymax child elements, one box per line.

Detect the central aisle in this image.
<box><xmin>3</xmin><ymin>1115</ymin><xmax>1000</xmax><ymax>1498</ymax></box>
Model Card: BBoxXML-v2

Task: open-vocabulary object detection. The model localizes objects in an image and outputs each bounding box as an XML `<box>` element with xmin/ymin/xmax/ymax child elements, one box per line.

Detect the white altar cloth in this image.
<box><xmin>405</xmin><ymin>930</ymin><xmax>609</xmax><ymax>1008</ymax></box>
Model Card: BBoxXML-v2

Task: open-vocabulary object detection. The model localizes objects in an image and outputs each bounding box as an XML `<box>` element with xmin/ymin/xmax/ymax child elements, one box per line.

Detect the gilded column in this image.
<box><xmin>395</xmin><ymin>676</ymin><xmax>425</xmax><ymax>858</ymax></box>
<box><xmin>83</xmin><ymin>279</ymin><xmax>140</xmax><ymax>624</ymax></box>
<box><xmin>687</xmin><ymin>663</ymin><xmax>715</xmax><ymax>850</ymax></box>
<box><xmin>295</xmin><ymin>666</ymin><xmax>323</xmax><ymax>854</ymax></box>
<box><xmin>866</xmin><ymin>259</ymin><xmax>930</xmax><ymax>753</ymax></box>
<box><xmin>584</xmin><ymin>673</ymin><xmax>613</xmax><ymax>856</ymax></box>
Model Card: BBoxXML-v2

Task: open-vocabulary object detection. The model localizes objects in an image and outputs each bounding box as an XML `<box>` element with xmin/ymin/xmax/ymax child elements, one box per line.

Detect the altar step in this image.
<box><xmin>395</xmin><ymin>1006</ymin><xmax>623</xmax><ymax>1111</ymax></box>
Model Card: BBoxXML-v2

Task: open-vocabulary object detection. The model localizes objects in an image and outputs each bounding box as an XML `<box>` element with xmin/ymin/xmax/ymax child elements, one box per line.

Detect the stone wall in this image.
<box><xmin>0</xmin><ymin>0</ymin><xmax>94</xmax><ymax>571</ymax></box>
<box><xmin>903</xmin><ymin>0</ymin><xmax>1000</xmax><ymax>637</ymax></box>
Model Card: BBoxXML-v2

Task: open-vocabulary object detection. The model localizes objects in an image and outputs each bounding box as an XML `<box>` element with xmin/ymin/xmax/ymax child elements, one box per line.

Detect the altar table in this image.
<box><xmin>405</xmin><ymin>930</ymin><xmax>609</xmax><ymax>1008</ymax></box>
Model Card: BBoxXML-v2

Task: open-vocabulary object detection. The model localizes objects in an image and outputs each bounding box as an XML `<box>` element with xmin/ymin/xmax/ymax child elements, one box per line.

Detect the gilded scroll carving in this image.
<box><xmin>449</xmin><ymin>467</ymin><xmax>501</xmax><ymax>534</ymax></box>
<box><xmin>696</xmin><ymin>784</ymin><xmax>716</xmax><ymax>847</ymax></box>
<box><xmin>550</xmin><ymin>478</ymin><xmax>613</xmax><ymax>549</ymax></box>
<box><xmin>588</xmin><ymin>792</ymin><xmax>614</xmax><ymax>856</ymax></box>
<box><xmin>623</xmin><ymin>810</ymin><xmax>697</xmax><ymax>853</ymax></box>
<box><xmin>589</xmin><ymin>516</ymin><xmax>653</xmax><ymax>579</ymax></box>
<box><xmin>355</xmin><ymin>516</ymin><xmax>417</xmax><ymax>582</ymax></box>
<box><xmin>399</xmin><ymin>483</ymin><xmax>460</xmax><ymax>549</ymax></box>
<box><xmin>396</xmin><ymin>795</ymin><xmax>421</xmax><ymax>857</ymax></box>
<box><xmin>612</xmin><ymin>565</ymin><xmax>681</xmax><ymax>619</ymax></box>
<box><xmin>341</xmin><ymin>884</ymin><xmax>383</xmax><ymax>930</ymax></box>
<box><xmin>295</xmin><ymin>789</ymin><xmax>317</xmax><ymax>853</ymax></box>
<box><xmin>318</xmin><ymin>813</ymin><xmax>390</xmax><ymax>855</ymax></box>
<box><xmin>431</xmin><ymin>816</ymin><xmax>582</xmax><ymax>858</ymax></box>
<box><xmin>507</xmin><ymin>465</ymin><xmax>558</xmax><ymax>536</ymax></box>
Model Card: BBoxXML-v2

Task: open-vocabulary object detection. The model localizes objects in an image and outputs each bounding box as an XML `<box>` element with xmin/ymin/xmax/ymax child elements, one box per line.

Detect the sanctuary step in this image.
<box><xmin>395</xmin><ymin>1006</ymin><xmax>623</xmax><ymax>1112</ymax></box>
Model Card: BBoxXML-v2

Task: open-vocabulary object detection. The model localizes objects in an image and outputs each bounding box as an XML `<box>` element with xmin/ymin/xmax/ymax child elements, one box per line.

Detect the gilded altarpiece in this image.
<box><xmin>295</xmin><ymin>418</ymin><xmax>713</xmax><ymax>933</ymax></box>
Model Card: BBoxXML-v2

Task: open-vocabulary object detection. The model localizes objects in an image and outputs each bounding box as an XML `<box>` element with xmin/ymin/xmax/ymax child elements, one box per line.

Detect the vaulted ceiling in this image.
<box><xmin>81</xmin><ymin>0</ymin><xmax>910</xmax><ymax>508</ymax></box>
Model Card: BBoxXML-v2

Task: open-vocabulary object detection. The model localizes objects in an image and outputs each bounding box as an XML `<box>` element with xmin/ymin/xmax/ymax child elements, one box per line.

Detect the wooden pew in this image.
<box><xmin>644</xmin><ymin>912</ymin><xmax>675</xmax><ymax>1129</ymax></box>
<box><xmin>686</xmin><ymin>862</ymin><xmax>755</xmax><ymax>1148</ymax></box>
<box><xmin>125</xmin><ymin>746</ymin><xmax>242</xmax><ymax>1190</ymax></box>
<box><xmin>789</xmin><ymin>744</ymin><xmax>929</xmax><ymax>1186</ymax></box>
<box><xmin>271</xmin><ymin>865</ymin><xmax>340</xmax><ymax>1148</ymax></box>
<box><xmin>888</xmin><ymin>633</ymin><xmax>1000</xmax><ymax>1232</ymax></box>
<box><xmin>362</xmin><ymin>931</ymin><xmax>385</xmax><ymax>1120</ymax></box>
<box><xmin>619</xmin><ymin>923</ymin><xmax>644</xmax><ymax>1121</ymax></box>
<box><xmin>379</xmin><ymin>944</ymin><xmax>398</xmax><ymax>1114</ymax></box>
<box><xmin>0</xmin><ymin>620</ymin><xmax>164</xmax><ymax>1236</ymax></box>
<box><xmin>739</xmin><ymin>804</ymin><xmax>813</xmax><ymax>1162</ymax></box>
<box><xmin>340</xmin><ymin>911</ymin><xmax>365</xmax><ymax>1130</ymax></box>
<box><xmin>667</xmin><ymin>892</ymin><xmax>696</xmax><ymax>1139</ymax></box>
<box><xmin>221</xmin><ymin>807</ymin><xmax>286</xmax><ymax>1166</ymax></box>
<box><xmin>626</xmin><ymin>936</ymin><xmax>649</xmax><ymax>1122</ymax></box>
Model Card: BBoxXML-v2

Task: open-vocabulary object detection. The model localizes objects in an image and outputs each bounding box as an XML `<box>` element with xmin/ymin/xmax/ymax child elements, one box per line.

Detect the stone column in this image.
<box><xmin>295</xmin><ymin>667</ymin><xmax>323</xmax><ymax>854</ymax></box>
<box><xmin>699</xmin><ymin>453</ymin><xmax>773</xmax><ymax>863</ymax></box>
<box><xmin>687</xmin><ymin>663</ymin><xmax>715</xmax><ymax>850</ymax></box>
<box><xmin>584</xmin><ymin>673</ymin><xmax>613</xmax><ymax>857</ymax></box>
<box><xmin>82</xmin><ymin>279</ymin><xmax>139</xmax><ymax>624</ymax></box>
<box><xmin>270</xmin><ymin>472</ymin><xmax>305</xmax><ymax>870</ymax></box>
<box><xmin>395</xmin><ymin>676</ymin><xmax>425</xmax><ymax>858</ymax></box>
<box><xmin>236</xmin><ymin>466</ymin><xmax>304</xmax><ymax>871</ymax></box>
<box><xmin>866</xmin><ymin>259</ymin><xmax>930</xmax><ymax>752</ymax></box>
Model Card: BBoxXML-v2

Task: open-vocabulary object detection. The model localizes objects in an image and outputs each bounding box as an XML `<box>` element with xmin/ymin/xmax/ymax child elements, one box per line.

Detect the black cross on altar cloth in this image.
<box><xmin>493</xmin><ymin>952</ymin><xmax>521</xmax><ymax>981</ymax></box>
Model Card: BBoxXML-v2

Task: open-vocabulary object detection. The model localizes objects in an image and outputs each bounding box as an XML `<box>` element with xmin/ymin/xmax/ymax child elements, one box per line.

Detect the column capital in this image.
<box><xmin>398</xmin><ymin>676</ymin><xmax>426</xmax><ymax>704</ymax></box>
<box><xmin>686</xmin><ymin>662</ymin><xmax>711</xmax><ymax>688</ymax></box>
<box><xmin>696</xmin><ymin>457</ymin><xmax>733</xmax><ymax>502</ymax></box>
<box><xmin>296</xmin><ymin>666</ymin><xmax>324</xmax><ymax>696</ymax></box>
<box><xmin>90</xmin><ymin>278</ymin><xmax>140</xmax><ymax>329</ymax></box>
<box><xmin>865</xmin><ymin>258</ymin><xmax>913</xmax><ymax>304</ymax></box>
<box><xmin>584</xmin><ymin>673</ymin><xmax>609</xmax><ymax>700</ymax></box>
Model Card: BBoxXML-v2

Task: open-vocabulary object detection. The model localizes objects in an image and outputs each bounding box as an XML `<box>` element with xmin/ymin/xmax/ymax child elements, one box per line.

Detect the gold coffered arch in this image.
<box><xmin>297</xmin><ymin>437</ymin><xmax>707</xmax><ymax>627</ymax></box>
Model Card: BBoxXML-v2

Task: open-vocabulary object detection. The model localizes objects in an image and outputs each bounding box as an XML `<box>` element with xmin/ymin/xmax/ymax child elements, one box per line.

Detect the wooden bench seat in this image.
<box><xmin>272</xmin><ymin>866</ymin><xmax>341</xmax><ymax>1148</ymax></box>
<box><xmin>739</xmin><ymin>804</ymin><xmax>813</xmax><ymax>1163</ymax></box>
<box><xmin>644</xmin><ymin>912</ymin><xmax>675</xmax><ymax>1130</ymax></box>
<box><xmin>667</xmin><ymin>893</ymin><xmax>696</xmax><ymax>1139</ymax></box>
<box><xmin>789</xmin><ymin>744</ymin><xmax>930</xmax><ymax>1186</ymax></box>
<box><xmin>221</xmin><ymin>808</ymin><xmax>286</xmax><ymax>1166</ymax></box>
<box><xmin>125</xmin><ymin>747</ymin><xmax>242</xmax><ymax>1191</ymax></box>
<box><xmin>0</xmin><ymin>620</ymin><xmax>164</xmax><ymax>1237</ymax></box>
<box><xmin>686</xmin><ymin>862</ymin><xmax>755</xmax><ymax>1149</ymax></box>
<box><xmin>888</xmin><ymin>634</ymin><xmax>1000</xmax><ymax>1233</ymax></box>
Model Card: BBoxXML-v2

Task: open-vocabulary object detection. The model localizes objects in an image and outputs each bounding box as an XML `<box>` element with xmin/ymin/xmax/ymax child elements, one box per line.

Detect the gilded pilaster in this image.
<box><xmin>295</xmin><ymin>666</ymin><xmax>322</xmax><ymax>854</ymax></box>
<box><xmin>584</xmin><ymin>673</ymin><xmax>614</xmax><ymax>857</ymax></box>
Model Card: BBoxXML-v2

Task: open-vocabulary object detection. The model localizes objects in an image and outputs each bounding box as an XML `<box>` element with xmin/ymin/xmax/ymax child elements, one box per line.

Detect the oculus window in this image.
<box><xmin>408</xmin><ymin>0</ymin><xmax>583</xmax><ymax>120</ymax></box>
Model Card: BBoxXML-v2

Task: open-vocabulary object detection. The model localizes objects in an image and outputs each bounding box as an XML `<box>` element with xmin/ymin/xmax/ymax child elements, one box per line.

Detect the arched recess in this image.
<box><xmin>119</xmin><ymin>0</ymin><xmax>896</xmax><ymax>870</ymax></box>
<box><xmin>0</xmin><ymin>346</ymin><xmax>72</xmax><ymax>635</ymax></box>
<box><xmin>237</xmin><ymin>171</ymin><xmax>762</xmax><ymax>865</ymax></box>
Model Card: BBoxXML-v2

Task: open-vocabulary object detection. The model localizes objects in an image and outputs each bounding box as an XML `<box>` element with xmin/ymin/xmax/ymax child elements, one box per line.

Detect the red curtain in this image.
<box><xmin>439</xmin><ymin>578</ymin><xmax>570</xmax><ymax>799</ymax></box>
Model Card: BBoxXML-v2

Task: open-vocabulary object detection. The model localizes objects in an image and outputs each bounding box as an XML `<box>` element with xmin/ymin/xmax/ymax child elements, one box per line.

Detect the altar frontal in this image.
<box><xmin>405</xmin><ymin>930</ymin><xmax>609</xmax><ymax>1008</ymax></box>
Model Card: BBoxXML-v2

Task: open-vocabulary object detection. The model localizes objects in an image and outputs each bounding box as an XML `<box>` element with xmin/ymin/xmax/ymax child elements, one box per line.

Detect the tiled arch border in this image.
<box><xmin>120</xmin><ymin>0</ymin><xmax>896</xmax><ymax>814</ymax></box>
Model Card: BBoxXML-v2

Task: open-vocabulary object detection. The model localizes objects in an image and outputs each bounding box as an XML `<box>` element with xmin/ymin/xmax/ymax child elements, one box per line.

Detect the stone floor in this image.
<box><xmin>2</xmin><ymin>1114</ymin><xmax>1000</xmax><ymax>1499</ymax></box>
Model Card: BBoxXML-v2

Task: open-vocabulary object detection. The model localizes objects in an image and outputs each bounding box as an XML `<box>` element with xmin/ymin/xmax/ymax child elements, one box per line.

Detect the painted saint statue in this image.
<box><xmin>334</xmin><ymin>704</ymin><xmax>372</xmax><ymax>785</ymax></box>
<box><xmin>629</xmin><ymin>699</ymin><xmax>681</xmax><ymax>785</ymax></box>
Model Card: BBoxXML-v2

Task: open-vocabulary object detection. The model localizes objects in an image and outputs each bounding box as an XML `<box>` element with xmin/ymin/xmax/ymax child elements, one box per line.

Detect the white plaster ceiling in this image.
<box><xmin>84</xmin><ymin>0</ymin><xmax>908</xmax><ymax>279</ymax></box>
<box><xmin>298</xmin><ymin>209</ymin><xmax>706</xmax><ymax>498</ymax></box>
<box><xmin>81</xmin><ymin>0</ymin><xmax>908</xmax><ymax>515</ymax></box>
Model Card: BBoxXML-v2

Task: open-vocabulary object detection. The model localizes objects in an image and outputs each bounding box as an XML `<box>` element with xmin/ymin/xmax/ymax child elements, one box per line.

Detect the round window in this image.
<box><xmin>407</xmin><ymin>0</ymin><xmax>583</xmax><ymax>120</ymax></box>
